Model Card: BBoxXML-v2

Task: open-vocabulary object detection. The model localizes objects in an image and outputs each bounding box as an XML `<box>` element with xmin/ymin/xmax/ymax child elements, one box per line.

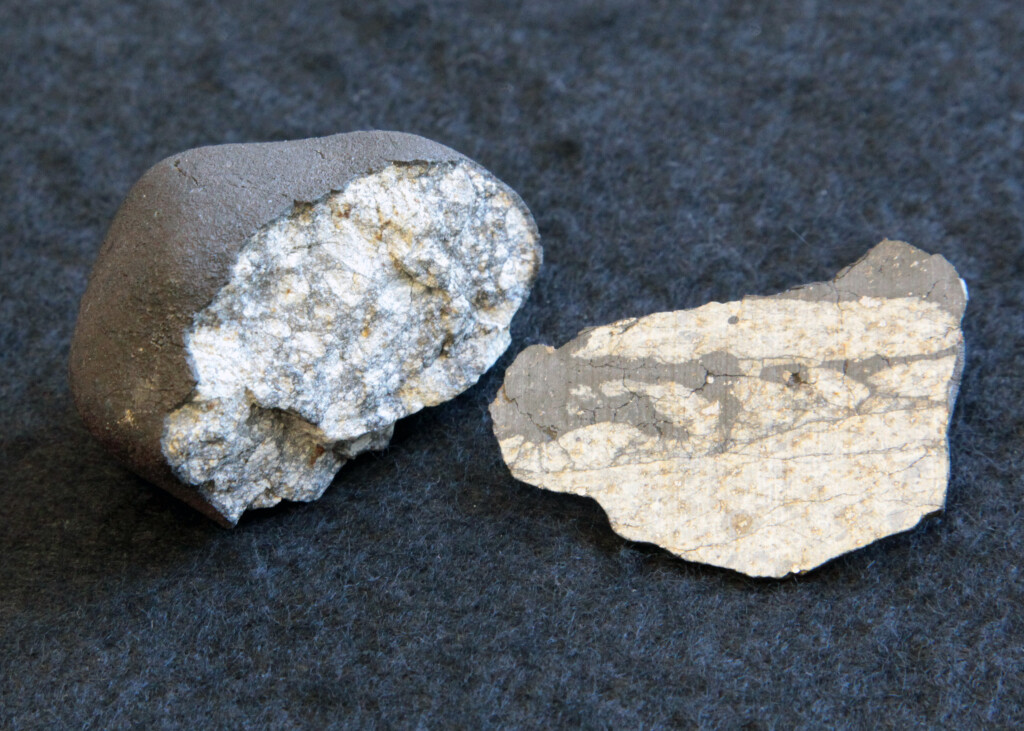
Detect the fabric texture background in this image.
<box><xmin>2</xmin><ymin>1</ymin><xmax>1022</xmax><ymax>727</ymax></box>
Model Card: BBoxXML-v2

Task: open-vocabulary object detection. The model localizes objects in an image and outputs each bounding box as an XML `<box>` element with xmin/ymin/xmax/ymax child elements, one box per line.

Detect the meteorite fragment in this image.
<box><xmin>490</xmin><ymin>241</ymin><xmax>965</xmax><ymax>577</ymax></box>
<box><xmin>71</xmin><ymin>131</ymin><xmax>541</xmax><ymax>525</ymax></box>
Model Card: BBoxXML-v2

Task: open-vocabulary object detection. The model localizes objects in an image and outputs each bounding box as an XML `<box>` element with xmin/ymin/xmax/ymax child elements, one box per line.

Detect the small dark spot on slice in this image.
<box><xmin>786</xmin><ymin>370</ymin><xmax>807</xmax><ymax>387</ymax></box>
<box><xmin>540</xmin><ymin>425</ymin><xmax>560</xmax><ymax>440</ymax></box>
<box><xmin>309</xmin><ymin>444</ymin><xmax>326</xmax><ymax>466</ymax></box>
<box><xmin>728</xmin><ymin>315</ymin><xmax>739</xmax><ymax>324</ymax></box>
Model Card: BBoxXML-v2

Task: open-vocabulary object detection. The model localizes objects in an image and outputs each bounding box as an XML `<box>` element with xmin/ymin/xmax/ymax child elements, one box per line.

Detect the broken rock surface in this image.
<box><xmin>70</xmin><ymin>131</ymin><xmax>540</xmax><ymax>525</ymax></box>
<box><xmin>490</xmin><ymin>241</ymin><xmax>966</xmax><ymax>577</ymax></box>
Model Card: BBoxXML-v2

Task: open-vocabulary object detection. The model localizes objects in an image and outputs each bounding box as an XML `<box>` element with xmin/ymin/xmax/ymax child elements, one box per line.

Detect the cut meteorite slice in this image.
<box><xmin>490</xmin><ymin>241</ymin><xmax>966</xmax><ymax>577</ymax></box>
<box><xmin>70</xmin><ymin>131</ymin><xmax>541</xmax><ymax>525</ymax></box>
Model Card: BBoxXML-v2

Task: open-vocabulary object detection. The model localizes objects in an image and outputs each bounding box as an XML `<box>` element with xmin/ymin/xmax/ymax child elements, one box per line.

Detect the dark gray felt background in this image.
<box><xmin>2</xmin><ymin>1</ymin><xmax>1023</xmax><ymax>728</ymax></box>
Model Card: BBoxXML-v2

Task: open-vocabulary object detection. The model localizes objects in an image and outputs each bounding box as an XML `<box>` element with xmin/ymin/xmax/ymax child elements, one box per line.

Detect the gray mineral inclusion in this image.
<box><xmin>490</xmin><ymin>240</ymin><xmax>966</xmax><ymax>577</ymax></box>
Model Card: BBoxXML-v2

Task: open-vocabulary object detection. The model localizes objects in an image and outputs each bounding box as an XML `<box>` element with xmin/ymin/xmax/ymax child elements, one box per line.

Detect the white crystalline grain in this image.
<box><xmin>161</xmin><ymin>161</ymin><xmax>539</xmax><ymax>523</ymax></box>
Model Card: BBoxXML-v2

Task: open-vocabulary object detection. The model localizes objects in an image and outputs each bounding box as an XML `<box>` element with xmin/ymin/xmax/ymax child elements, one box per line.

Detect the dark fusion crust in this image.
<box><xmin>69</xmin><ymin>131</ymin><xmax>467</xmax><ymax>524</ymax></box>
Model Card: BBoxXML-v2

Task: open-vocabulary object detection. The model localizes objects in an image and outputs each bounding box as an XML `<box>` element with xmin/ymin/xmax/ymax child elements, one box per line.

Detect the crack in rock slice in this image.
<box><xmin>162</xmin><ymin>160</ymin><xmax>539</xmax><ymax>523</ymax></box>
<box><xmin>489</xmin><ymin>240</ymin><xmax>966</xmax><ymax>578</ymax></box>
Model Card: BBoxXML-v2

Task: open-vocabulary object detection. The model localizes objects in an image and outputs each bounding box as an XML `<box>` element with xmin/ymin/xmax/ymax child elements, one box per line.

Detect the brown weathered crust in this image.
<box><xmin>69</xmin><ymin>131</ymin><xmax>466</xmax><ymax>524</ymax></box>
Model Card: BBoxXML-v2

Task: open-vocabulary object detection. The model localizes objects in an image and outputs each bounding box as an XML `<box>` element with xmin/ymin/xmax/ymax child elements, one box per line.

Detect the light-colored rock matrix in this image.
<box><xmin>165</xmin><ymin>161</ymin><xmax>539</xmax><ymax>522</ymax></box>
<box><xmin>490</xmin><ymin>241</ymin><xmax>965</xmax><ymax>577</ymax></box>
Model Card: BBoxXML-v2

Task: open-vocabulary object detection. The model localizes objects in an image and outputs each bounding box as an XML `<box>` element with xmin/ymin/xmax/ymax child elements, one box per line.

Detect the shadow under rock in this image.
<box><xmin>1</xmin><ymin>392</ymin><xmax>486</xmax><ymax>629</ymax></box>
<box><xmin>1</xmin><ymin>405</ymin><xmax>221</xmax><ymax>615</ymax></box>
